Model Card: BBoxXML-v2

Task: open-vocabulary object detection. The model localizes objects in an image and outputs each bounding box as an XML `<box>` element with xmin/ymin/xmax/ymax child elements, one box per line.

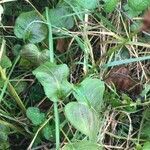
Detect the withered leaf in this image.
<box><xmin>105</xmin><ymin>66</ymin><xmax>142</xmax><ymax>98</ymax></box>
<box><xmin>141</xmin><ymin>10</ymin><xmax>150</xmax><ymax>32</ymax></box>
<box><xmin>56</xmin><ymin>38</ymin><xmax>70</xmax><ymax>53</ymax></box>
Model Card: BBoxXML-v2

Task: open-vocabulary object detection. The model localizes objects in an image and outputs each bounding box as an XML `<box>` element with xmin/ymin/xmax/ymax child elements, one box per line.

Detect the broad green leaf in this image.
<box><xmin>12</xmin><ymin>81</ymin><xmax>28</xmax><ymax>94</ymax></box>
<box><xmin>0</xmin><ymin>55</ymin><xmax>12</xmax><ymax>69</ymax></box>
<box><xmin>26</xmin><ymin>107</ymin><xmax>45</xmax><ymax>126</ymax></box>
<box><xmin>21</xmin><ymin>44</ymin><xmax>49</xmax><ymax>65</ymax></box>
<box><xmin>47</xmin><ymin>6</ymin><xmax>74</xmax><ymax>30</ymax></box>
<box><xmin>65</xmin><ymin>102</ymin><xmax>99</xmax><ymax>140</ymax></box>
<box><xmin>141</xmin><ymin>84</ymin><xmax>150</xmax><ymax>97</ymax></box>
<box><xmin>73</xmin><ymin>78</ymin><xmax>105</xmax><ymax>111</ymax></box>
<box><xmin>12</xmin><ymin>44</ymin><xmax>22</xmax><ymax>56</ymax></box>
<box><xmin>0</xmin><ymin>125</ymin><xmax>9</xmax><ymax>141</ymax></box>
<box><xmin>128</xmin><ymin>0</ymin><xmax>150</xmax><ymax>12</ymax></box>
<box><xmin>18</xmin><ymin>58</ymin><xmax>33</xmax><ymax>69</ymax></box>
<box><xmin>33</xmin><ymin>62</ymin><xmax>72</xmax><ymax>102</ymax></box>
<box><xmin>29</xmin><ymin>83</ymin><xmax>45</xmax><ymax>102</ymax></box>
<box><xmin>113</xmin><ymin>48</ymin><xmax>130</xmax><ymax>61</ymax></box>
<box><xmin>143</xmin><ymin>142</ymin><xmax>150</xmax><ymax>150</ymax></box>
<box><xmin>140</xmin><ymin>109</ymin><xmax>150</xmax><ymax>139</ymax></box>
<box><xmin>141</xmin><ymin>122</ymin><xmax>150</xmax><ymax>139</ymax></box>
<box><xmin>0</xmin><ymin>125</ymin><xmax>10</xmax><ymax>150</ymax></box>
<box><xmin>143</xmin><ymin>109</ymin><xmax>150</xmax><ymax>120</ymax></box>
<box><xmin>63</xmin><ymin>0</ymin><xmax>84</xmax><ymax>21</ymax></box>
<box><xmin>63</xmin><ymin>141</ymin><xmax>102</xmax><ymax>150</ymax></box>
<box><xmin>130</xmin><ymin>22</ymin><xmax>141</xmax><ymax>32</ymax></box>
<box><xmin>123</xmin><ymin>4</ymin><xmax>141</xmax><ymax>18</ymax></box>
<box><xmin>42</xmin><ymin>124</ymin><xmax>54</xmax><ymax>140</ymax></box>
<box><xmin>14</xmin><ymin>11</ymin><xmax>47</xmax><ymax>43</ymax></box>
<box><xmin>74</xmin><ymin>0</ymin><xmax>98</xmax><ymax>10</ymax></box>
<box><xmin>103</xmin><ymin>0</ymin><xmax>118</xmax><ymax>13</ymax></box>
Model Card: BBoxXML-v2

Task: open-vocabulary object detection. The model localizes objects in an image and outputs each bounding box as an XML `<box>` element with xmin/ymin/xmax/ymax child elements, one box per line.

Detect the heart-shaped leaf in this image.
<box><xmin>73</xmin><ymin>78</ymin><xmax>105</xmax><ymax>111</ymax></box>
<box><xmin>33</xmin><ymin>62</ymin><xmax>72</xmax><ymax>102</ymax></box>
<box><xmin>63</xmin><ymin>141</ymin><xmax>102</xmax><ymax>150</ymax></box>
<box><xmin>103</xmin><ymin>0</ymin><xmax>118</xmax><ymax>13</ymax></box>
<box><xmin>14</xmin><ymin>11</ymin><xmax>47</xmax><ymax>43</ymax></box>
<box><xmin>74</xmin><ymin>0</ymin><xmax>98</xmax><ymax>10</ymax></box>
<box><xmin>128</xmin><ymin>0</ymin><xmax>150</xmax><ymax>12</ymax></box>
<box><xmin>21</xmin><ymin>44</ymin><xmax>49</xmax><ymax>65</ymax></box>
<box><xmin>47</xmin><ymin>6</ymin><xmax>74</xmax><ymax>30</ymax></box>
<box><xmin>65</xmin><ymin>102</ymin><xmax>99</xmax><ymax>141</ymax></box>
<box><xmin>26</xmin><ymin>107</ymin><xmax>45</xmax><ymax>126</ymax></box>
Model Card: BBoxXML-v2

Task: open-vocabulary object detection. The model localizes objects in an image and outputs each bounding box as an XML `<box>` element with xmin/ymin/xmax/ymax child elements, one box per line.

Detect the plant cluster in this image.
<box><xmin>0</xmin><ymin>0</ymin><xmax>150</xmax><ymax>149</ymax></box>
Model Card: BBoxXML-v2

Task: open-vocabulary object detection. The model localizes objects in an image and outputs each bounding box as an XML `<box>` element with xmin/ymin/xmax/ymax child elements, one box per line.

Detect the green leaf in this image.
<box><xmin>12</xmin><ymin>81</ymin><xmax>28</xmax><ymax>94</ymax></box>
<box><xmin>141</xmin><ymin>84</ymin><xmax>150</xmax><ymax>97</ymax></box>
<box><xmin>63</xmin><ymin>141</ymin><xmax>102</xmax><ymax>150</ymax></box>
<box><xmin>141</xmin><ymin>122</ymin><xmax>150</xmax><ymax>139</ymax></box>
<box><xmin>42</xmin><ymin>124</ymin><xmax>54</xmax><ymax>140</ymax></box>
<box><xmin>65</xmin><ymin>102</ymin><xmax>99</xmax><ymax>140</ymax></box>
<box><xmin>74</xmin><ymin>0</ymin><xmax>98</xmax><ymax>10</ymax></box>
<box><xmin>143</xmin><ymin>142</ymin><xmax>150</xmax><ymax>150</ymax></box>
<box><xmin>21</xmin><ymin>44</ymin><xmax>49</xmax><ymax>65</ymax></box>
<box><xmin>143</xmin><ymin>109</ymin><xmax>150</xmax><ymax>121</ymax></box>
<box><xmin>18</xmin><ymin>58</ymin><xmax>33</xmax><ymax>69</ymax></box>
<box><xmin>103</xmin><ymin>0</ymin><xmax>118</xmax><ymax>13</ymax></box>
<box><xmin>26</xmin><ymin>107</ymin><xmax>45</xmax><ymax>126</ymax></box>
<box><xmin>123</xmin><ymin>4</ymin><xmax>141</xmax><ymax>18</ymax></box>
<box><xmin>0</xmin><ymin>124</ymin><xmax>10</xmax><ymax>150</ymax></box>
<box><xmin>73</xmin><ymin>78</ymin><xmax>105</xmax><ymax>111</ymax></box>
<box><xmin>29</xmin><ymin>83</ymin><xmax>45</xmax><ymax>102</ymax></box>
<box><xmin>128</xmin><ymin>0</ymin><xmax>150</xmax><ymax>12</ymax></box>
<box><xmin>47</xmin><ymin>6</ymin><xmax>74</xmax><ymax>30</ymax></box>
<box><xmin>0</xmin><ymin>55</ymin><xmax>12</xmax><ymax>69</ymax></box>
<box><xmin>140</xmin><ymin>109</ymin><xmax>150</xmax><ymax>139</ymax></box>
<box><xmin>14</xmin><ymin>11</ymin><xmax>47</xmax><ymax>43</ymax></box>
<box><xmin>0</xmin><ymin>125</ymin><xmax>9</xmax><ymax>142</ymax></box>
<box><xmin>130</xmin><ymin>22</ymin><xmax>141</xmax><ymax>32</ymax></box>
<box><xmin>33</xmin><ymin>62</ymin><xmax>72</xmax><ymax>102</ymax></box>
<box><xmin>12</xmin><ymin>44</ymin><xmax>22</xmax><ymax>56</ymax></box>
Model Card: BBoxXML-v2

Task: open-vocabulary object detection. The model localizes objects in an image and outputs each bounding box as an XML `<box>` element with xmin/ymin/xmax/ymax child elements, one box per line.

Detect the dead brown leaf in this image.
<box><xmin>105</xmin><ymin>66</ymin><xmax>142</xmax><ymax>97</ymax></box>
<box><xmin>56</xmin><ymin>38</ymin><xmax>70</xmax><ymax>53</ymax></box>
<box><xmin>141</xmin><ymin>10</ymin><xmax>150</xmax><ymax>32</ymax></box>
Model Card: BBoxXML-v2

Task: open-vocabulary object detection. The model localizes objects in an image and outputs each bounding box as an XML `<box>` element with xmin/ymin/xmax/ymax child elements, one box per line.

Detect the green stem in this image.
<box><xmin>83</xmin><ymin>14</ymin><xmax>89</xmax><ymax>74</ymax></box>
<box><xmin>54</xmin><ymin>102</ymin><xmax>60</xmax><ymax>150</ymax></box>
<box><xmin>46</xmin><ymin>7</ymin><xmax>54</xmax><ymax>63</ymax></box>
<box><xmin>46</xmin><ymin>7</ymin><xmax>59</xmax><ymax>149</ymax></box>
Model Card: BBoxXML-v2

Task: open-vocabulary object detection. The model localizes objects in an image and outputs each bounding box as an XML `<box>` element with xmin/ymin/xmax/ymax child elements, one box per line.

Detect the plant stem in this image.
<box><xmin>83</xmin><ymin>14</ymin><xmax>89</xmax><ymax>74</ymax></box>
<box><xmin>46</xmin><ymin>7</ymin><xmax>60</xmax><ymax>149</ymax></box>
<box><xmin>54</xmin><ymin>102</ymin><xmax>60</xmax><ymax>150</ymax></box>
<box><xmin>46</xmin><ymin>7</ymin><xmax>54</xmax><ymax>63</ymax></box>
